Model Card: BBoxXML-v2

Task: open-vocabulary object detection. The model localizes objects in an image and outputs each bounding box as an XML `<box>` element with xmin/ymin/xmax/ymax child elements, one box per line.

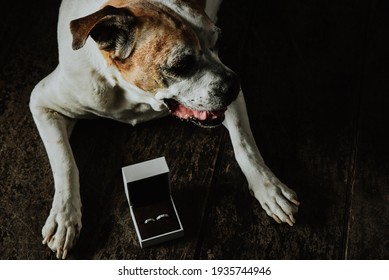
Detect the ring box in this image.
<box><xmin>122</xmin><ymin>157</ymin><xmax>184</xmax><ymax>248</ymax></box>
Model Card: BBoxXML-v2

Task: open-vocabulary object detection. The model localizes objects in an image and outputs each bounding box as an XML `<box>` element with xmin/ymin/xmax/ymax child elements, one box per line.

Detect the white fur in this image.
<box><xmin>30</xmin><ymin>0</ymin><xmax>299</xmax><ymax>259</ymax></box>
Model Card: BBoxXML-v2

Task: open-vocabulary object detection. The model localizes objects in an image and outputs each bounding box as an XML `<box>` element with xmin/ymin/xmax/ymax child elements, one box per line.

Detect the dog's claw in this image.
<box><xmin>42</xmin><ymin>235</ymin><xmax>51</xmax><ymax>245</ymax></box>
<box><xmin>273</xmin><ymin>214</ymin><xmax>295</xmax><ymax>226</ymax></box>
<box><xmin>285</xmin><ymin>217</ymin><xmax>294</xmax><ymax>227</ymax></box>
<box><xmin>62</xmin><ymin>249</ymin><xmax>68</xmax><ymax>260</ymax></box>
<box><xmin>56</xmin><ymin>248</ymin><xmax>63</xmax><ymax>259</ymax></box>
<box><xmin>291</xmin><ymin>199</ymin><xmax>300</xmax><ymax>206</ymax></box>
<box><xmin>272</xmin><ymin>214</ymin><xmax>282</xmax><ymax>224</ymax></box>
<box><xmin>56</xmin><ymin>247</ymin><xmax>69</xmax><ymax>260</ymax></box>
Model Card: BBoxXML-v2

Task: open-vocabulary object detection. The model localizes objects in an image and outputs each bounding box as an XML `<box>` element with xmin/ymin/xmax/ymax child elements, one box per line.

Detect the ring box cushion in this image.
<box><xmin>122</xmin><ymin>157</ymin><xmax>184</xmax><ymax>247</ymax></box>
<box><xmin>134</xmin><ymin>200</ymin><xmax>180</xmax><ymax>240</ymax></box>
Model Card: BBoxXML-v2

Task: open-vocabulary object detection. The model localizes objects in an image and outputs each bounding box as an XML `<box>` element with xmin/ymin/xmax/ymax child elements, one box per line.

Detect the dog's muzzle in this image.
<box><xmin>164</xmin><ymin>70</ymin><xmax>240</xmax><ymax>128</ymax></box>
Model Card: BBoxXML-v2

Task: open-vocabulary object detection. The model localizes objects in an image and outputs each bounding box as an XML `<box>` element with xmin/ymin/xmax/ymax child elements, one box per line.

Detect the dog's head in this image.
<box><xmin>70</xmin><ymin>1</ymin><xmax>240</xmax><ymax>127</ymax></box>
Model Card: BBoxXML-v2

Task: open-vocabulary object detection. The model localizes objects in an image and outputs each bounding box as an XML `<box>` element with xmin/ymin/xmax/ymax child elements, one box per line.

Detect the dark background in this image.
<box><xmin>0</xmin><ymin>0</ymin><xmax>388</xmax><ymax>259</ymax></box>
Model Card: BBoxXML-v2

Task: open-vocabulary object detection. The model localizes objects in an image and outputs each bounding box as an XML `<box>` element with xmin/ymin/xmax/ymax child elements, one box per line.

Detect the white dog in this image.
<box><xmin>30</xmin><ymin>0</ymin><xmax>299</xmax><ymax>259</ymax></box>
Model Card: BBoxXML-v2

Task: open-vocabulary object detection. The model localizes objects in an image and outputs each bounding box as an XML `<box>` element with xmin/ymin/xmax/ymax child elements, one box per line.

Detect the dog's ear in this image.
<box><xmin>70</xmin><ymin>5</ymin><xmax>136</xmax><ymax>59</ymax></box>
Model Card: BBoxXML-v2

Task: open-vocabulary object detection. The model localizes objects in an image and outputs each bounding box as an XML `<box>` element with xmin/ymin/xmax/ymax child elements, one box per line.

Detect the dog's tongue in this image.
<box><xmin>170</xmin><ymin>102</ymin><xmax>225</xmax><ymax>121</ymax></box>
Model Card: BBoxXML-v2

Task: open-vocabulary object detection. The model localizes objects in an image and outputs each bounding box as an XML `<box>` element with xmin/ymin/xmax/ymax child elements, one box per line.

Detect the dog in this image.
<box><xmin>30</xmin><ymin>0</ymin><xmax>299</xmax><ymax>259</ymax></box>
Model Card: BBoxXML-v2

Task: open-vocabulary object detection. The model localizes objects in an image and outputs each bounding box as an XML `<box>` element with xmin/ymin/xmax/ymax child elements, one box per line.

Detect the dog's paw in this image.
<box><xmin>42</xmin><ymin>200</ymin><xmax>82</xmax><ymax>259</ymax></box>
<box><xmin>251</xmin><ymin>176</ymin><xmax>299</xmax><ymax>226</ymax></box>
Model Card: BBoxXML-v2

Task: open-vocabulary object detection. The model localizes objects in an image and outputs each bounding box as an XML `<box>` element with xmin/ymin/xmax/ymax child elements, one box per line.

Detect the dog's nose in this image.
<box><xmin>210</xmin><ymin>70</ymin><xmax>240</xmax><ymax>107</ymax></box>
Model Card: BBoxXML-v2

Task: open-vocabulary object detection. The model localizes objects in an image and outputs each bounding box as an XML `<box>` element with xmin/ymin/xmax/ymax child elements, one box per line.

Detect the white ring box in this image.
<box><xmin>122</xmin><ymin>157</ymin><xmax>184</xmax><ymax>248</ymax></box>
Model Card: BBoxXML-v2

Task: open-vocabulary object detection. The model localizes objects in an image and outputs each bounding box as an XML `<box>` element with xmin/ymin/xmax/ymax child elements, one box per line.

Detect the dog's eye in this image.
<box><xmin>163</xmin><ymin>54</ymin><xmax>196</xmax><ymax>77</ymax></box>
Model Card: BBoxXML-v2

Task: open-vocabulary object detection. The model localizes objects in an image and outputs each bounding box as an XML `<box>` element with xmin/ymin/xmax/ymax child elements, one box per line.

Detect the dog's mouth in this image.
<box><xmin>164</xmin><ymin>99</ymin><xmax>226</xmax><ymax>128</ymax></box>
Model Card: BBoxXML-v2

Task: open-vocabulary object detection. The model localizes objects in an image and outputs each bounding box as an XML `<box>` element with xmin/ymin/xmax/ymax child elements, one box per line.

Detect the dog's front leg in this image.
<box><xmin>30</xmin><ymin>102</ymin><xmax>81</xmax><ymax>259</ymax></box>
<box><xmin>223</xmin><ymin>91</ymin><xmax>300</xmax><ymax>225</ymax></box>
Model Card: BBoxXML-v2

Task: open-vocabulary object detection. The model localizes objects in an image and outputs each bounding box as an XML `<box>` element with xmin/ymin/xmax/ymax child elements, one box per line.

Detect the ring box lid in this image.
<box><xmin>122</xmin><ymin>157</ymin><xmax>184</xmax><ymax>247</ymax></box>
<box><xmin>122</xmin><ymin>157</ymin><xmax>171</xmax><ymax>207</ymax></box>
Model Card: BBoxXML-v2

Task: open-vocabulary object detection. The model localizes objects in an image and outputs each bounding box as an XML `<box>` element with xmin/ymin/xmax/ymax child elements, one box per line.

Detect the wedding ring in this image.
<box><xmin>156</xmin><ymin>214</ymin><xmax>169</xmax><ymax>220</ymax></box>
<box><xmin>144</xmin><ymin>218</ymin><xmax>156</xmax><ymax>224</ymax></box>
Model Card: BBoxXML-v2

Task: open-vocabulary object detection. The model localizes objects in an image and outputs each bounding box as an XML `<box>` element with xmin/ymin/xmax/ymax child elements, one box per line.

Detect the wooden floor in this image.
<box><xmin>0</xmin><ymin>0</ymin><xmax>388</xmax><ymax>260</ymax></box>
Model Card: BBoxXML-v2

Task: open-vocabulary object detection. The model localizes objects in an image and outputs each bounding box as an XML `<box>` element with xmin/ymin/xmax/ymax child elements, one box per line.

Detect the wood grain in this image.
<box><xmin>345</xmin><ymin>0</ymin><xmax>389</xmax><ymax>259</ymax></box>
<box><xmin>0</xmin><ymin>0</ymin><xmax>62</xmax><ymax>259</ymax></box>
<box><xmin>199</xmin><ymin>0</ymin><xmax>368</xmax><ymax>259</ymax></box>
<box><xmin>0</xmin><ymin>0</ymin><xmax>387</xmax><ymax>260</ymax></box>
<box><xmin>69</xmin><ymin>118</ymin><xmax>224</xmax><ymax>259</ymax></box>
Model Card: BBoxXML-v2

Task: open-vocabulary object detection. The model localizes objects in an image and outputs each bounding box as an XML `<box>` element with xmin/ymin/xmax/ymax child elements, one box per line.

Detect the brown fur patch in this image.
<box><xmin>101</xmin><ymin>0</ymin><xmax>201</xmax><ymax>93</ymax></box>
<box><xmin>106</xmin><ymin>0</ymin><xmax>206</xmax><ymax>11</ymax></box>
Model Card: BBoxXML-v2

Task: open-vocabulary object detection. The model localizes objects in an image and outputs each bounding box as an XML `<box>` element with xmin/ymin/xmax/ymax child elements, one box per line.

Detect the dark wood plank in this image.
<box><xmin>0</xmin><ymin>0</ymin><xmax>225</xmax><ymax>259</ymax></box>
<box><xmin>0</xmin><ymin>2</ymin><xmax>61</xmax><ymax>70</ymax></box>
<box><xmin>0</xmin><ymin>1</ymin><xmax>62</xmax><ymax>259</ymax></box>
<box><xmin>346</xmin><ymin>0</ymin><xmax>389</xmax><ymax>259</ymax></box>
<box><xmin>199</xmin><ymin>0</ymin><xmax>368</xmax><ymax>259</ymax></box>
<box><xmin>1</xmin><ymin>0</ymin><xmax>387</xmax><ymax>261</ymax></box>
<box><xmin>67</xmin><ymin>118</ymin><xmax>224</xmax><ymax>259</ymax></box>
